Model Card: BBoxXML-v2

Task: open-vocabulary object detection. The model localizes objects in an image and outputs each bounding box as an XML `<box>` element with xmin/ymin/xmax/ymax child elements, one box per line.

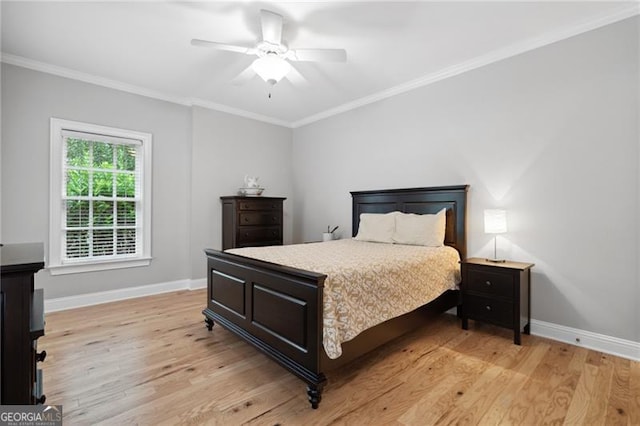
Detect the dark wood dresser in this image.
<box><xmin>1</xmin><ymin>242</ymin><xmax>46</xmax><ymax>404</ymax></box>
<box><xmin>221</xmin><ymin>196</ymin><xmax>286</xmax><ymax>250</ymax></box>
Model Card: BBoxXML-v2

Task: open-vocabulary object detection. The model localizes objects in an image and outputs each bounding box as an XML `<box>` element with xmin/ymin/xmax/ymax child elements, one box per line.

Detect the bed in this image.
<box><xmin>202</xmin><ymin>185</ymin><xmax>468</xmax><ymax>408</ymax></box>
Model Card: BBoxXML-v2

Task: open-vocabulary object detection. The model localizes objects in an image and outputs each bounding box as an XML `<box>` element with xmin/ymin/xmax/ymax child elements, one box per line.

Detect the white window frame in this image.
<box><xmin>49</xmin><ymin>118</ymin><xmax>152</xmax><ymax>275</ymax></box>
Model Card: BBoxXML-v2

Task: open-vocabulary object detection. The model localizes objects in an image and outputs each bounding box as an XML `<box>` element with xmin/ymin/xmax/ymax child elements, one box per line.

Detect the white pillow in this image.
<box><xmin>354</xmin><ymin>212</ymin><xmax>398</xmax><ymax>243</ymax></box>
<box><xmin>393</xmin><ymin>208</ymin><xmax>446</xmax><ymax>247</ymax></box>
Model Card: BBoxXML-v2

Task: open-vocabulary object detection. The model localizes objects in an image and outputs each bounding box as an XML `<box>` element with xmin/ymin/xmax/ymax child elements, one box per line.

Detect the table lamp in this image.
<box><xmin>484</xmin><ymin>209</ymin><xmax>507</xmax><ymax>263</ymax></box>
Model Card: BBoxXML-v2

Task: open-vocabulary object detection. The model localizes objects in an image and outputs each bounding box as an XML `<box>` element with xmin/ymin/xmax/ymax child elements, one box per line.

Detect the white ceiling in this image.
<box><xmin>1</xmin><ymin>1</ymin><xmax>637</xmax><ymax>127</ymax></box>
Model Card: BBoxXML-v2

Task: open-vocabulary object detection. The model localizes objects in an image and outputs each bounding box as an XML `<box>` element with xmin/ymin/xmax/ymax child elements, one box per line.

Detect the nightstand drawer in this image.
<box><xmin>464</xmin><ymin>294</ymin><xmax>512</xmax><ymax>328</ymax></box>
<box><xmin>239</xmin><ymin>212</ymin><xmax>282</xmax><ymax>226</ymax></box>
<box><xmin>465</xmin><ymin>268</ymin><xmax>513</xmax><ymax>298</ymax></box>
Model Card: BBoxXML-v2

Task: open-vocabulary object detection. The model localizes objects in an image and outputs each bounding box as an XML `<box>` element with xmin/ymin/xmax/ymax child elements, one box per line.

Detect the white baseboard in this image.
<box><xmin>531</xmin><ymin>319</ymin><xmax>640</xmax><ymax>362</ymax></box>
<box><xmin>189</xmin><ymin>278</ymin><xmax>207</xmax><ymax>290</ymax></box>
<box><xmin>444</xmin><ymin>313</ymin><xmax>639</xmax><ymax>361</ymax></box>
<box><xmin>44</xmin><ymin>278</ymin><xmax>207</xmax><ymax>313</ymax></box>
<box><xmin>44</xmin><ymin>284</ymin><xmax>640</xmax><ymax>362</ymax></box>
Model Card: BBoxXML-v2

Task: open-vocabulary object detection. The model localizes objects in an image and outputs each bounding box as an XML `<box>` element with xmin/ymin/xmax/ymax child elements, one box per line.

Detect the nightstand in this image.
<box><xmin>460</xmin><ymin>257</ymin><xmax>534</xmax><ymax>345</ymax></box>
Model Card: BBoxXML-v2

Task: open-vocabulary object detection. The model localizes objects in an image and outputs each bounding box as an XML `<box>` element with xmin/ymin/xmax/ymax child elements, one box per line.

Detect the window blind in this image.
<box><xmin>61</xmin><ymin>130</ymin><xmax>144</xmax><ymax>262</ymax></box>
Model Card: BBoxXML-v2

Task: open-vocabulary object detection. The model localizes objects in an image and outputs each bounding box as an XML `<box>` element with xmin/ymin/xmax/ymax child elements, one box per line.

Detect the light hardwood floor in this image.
<box><xmin>41</xmin><ymin>289</ymin><xmax>639</xmax><ymax>425</ymax></box>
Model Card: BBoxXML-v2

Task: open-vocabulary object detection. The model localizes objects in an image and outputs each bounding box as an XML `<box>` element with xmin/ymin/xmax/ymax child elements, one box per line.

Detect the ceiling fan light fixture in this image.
<box><xmin>251</xmin><ymin>55</ymin><xmax>291</xmax><ymax>85</ymax></box>
<box><xmin>191</xmin><ymin>9</ymin><xmax>346</xmax><ymax>89</ymax></box>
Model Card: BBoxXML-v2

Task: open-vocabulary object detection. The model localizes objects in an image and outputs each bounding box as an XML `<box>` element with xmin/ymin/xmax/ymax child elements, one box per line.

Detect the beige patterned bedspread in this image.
<box><xmin>227</xmin><ymin>239</ymin><xmax>461</xmax><ymax>359</ymax></box>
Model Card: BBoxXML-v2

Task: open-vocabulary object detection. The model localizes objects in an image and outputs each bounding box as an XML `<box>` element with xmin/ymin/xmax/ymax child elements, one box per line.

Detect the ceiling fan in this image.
<box><xmin>191</xmin><ymin>9</ymin><xmax>347</xmax><ymax>87</ymax></box>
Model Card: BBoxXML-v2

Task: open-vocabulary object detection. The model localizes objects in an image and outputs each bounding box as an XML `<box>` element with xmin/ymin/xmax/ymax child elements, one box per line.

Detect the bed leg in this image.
<box><xmin>307</xmin><ymin>384</ymin><xmax>323</xmax><ymax>409</ymax></box>
<box><xmin>204</xmin><ymin>317</ymin><xmax>214</xmax><ymax>331</ymax></box>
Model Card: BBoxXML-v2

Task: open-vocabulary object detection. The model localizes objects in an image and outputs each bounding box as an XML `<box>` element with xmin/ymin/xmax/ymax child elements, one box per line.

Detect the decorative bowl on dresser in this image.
<box><xmin>221</xmin><ymin>196</ymin><xmax>286</xmax><ymax>250</ymax></box>
<box><xmin>0</xmin><ymin>242</ymin><xmax>47</xmax><ymax>404</ymax></box>
<box><xmin>460</xmin><ymin>257</ymin><xmax>534</xmax><ymax>345</ymax></box>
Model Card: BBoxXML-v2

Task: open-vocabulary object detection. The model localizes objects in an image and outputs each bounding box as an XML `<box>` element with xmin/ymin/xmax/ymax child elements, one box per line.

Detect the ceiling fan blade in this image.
<box><xmin>260</xmin><ymin>10</ymin><xmax>283</xmax><ymax>45</ymax></box>
<box><xmin>191</xmin><ymin>39</ymin><xmax>254</xmax><ymax>55</ymax></box>
<box><xmin>290</xmin><ymin>48</ymin><xmax>347</xmax><ymax>63</ymax></box>
<box><xmin>285</xmin><ymin>65</ymin><xmax>308</xmax><ymax>87</ymax></box>
<box><xmin>231</xmin><ymin>65</ymin><xmax>257</xmax><ymax>86</ymax></box>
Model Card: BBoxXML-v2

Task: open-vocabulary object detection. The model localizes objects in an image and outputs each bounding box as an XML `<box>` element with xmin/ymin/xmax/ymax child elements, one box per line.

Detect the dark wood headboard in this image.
<box><xmin>350</xmin><ymin>185</ymin><xmax>469</xmax><ymax>260</ymax></box>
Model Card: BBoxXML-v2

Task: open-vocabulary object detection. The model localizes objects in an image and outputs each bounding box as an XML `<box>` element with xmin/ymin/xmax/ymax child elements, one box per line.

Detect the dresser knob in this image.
<box><xmin>485</xmin><ymin>281</ymin><xmax>491</xmax><ymax>286</ymax></box>
<box><xmin>244</xmin><ymin>217</ymin><xmax>249</xmax><ymax>222</ymax></box>
<box><xmin>244</xmin><ymin>233</ymin><xmax>249</xmax><ymax>237</ymax></box>
<box><xmin>36</xmin><ymin>350</ymin><xmax>47</xmax><ymax>362</ymax></box>
<box><xmin>486</xmin><ymin>305</ymin><xmax>492</xmax><ymax>311</ymax></box>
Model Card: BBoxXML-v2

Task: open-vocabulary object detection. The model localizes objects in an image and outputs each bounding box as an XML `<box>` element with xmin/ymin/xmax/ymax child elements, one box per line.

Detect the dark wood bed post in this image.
<box><xmin>203</xmin><ymin>185</ymin><xmax>468</xmax><ymax>409</ymax></box>
<box><xmin>204</xmin><ymin>317</ymin><xmax>214</xmax><ymax>330</ymax></box>
<box><xmin>307</xmin><ymin>383</ymin><xmax>323</xmax><ymax>408</ymax></box>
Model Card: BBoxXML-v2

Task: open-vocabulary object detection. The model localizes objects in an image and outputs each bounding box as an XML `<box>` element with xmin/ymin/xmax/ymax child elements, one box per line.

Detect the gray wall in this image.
<box><xmin>189</xmin><ymin>106</ymin><xmax>293</xmax><ymax>279</ymax></box>
<box><xmin>0</xmin><ymin>64</ymin><xmax>292</xmax><ymax>297</ymax></box>
<box><xmin>292</xmin><ymin>17</ymin><xmax>639</xmax><ymax>342</ymax></box>
<box><xmin>1</xmin><ymin>17</ymin><xmax>638</xmax><ymax>344</ymax></box>
<box><xmin>1</xmin><ymin>64</ymin><xmax>193</xmax><ymax>298</ymax></box>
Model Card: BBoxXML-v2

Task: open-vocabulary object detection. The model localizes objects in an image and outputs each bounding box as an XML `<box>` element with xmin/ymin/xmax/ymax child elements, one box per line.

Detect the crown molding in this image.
<box><xmin>0</xmin><ymin>53</ymin><xmax>294</xmax><ymax>128</ymax></box>
<box><xmin>1</xmin><ymin>52</ymin><xmax>192</xmax><ymax>106</ymax></box>
<box><xmin>190</xmin><ymin>98</ymin><xmax>291</xmax><ymax>128</ymax></box>
<box><xmin>290</xmin><ymin>4</ymin><xmax>640</xmax><ymax>128</ymax></box>
<box><xmin>2</xmin><ymin>4</ymin><xmax>638</xmax><ymax>130</ymax></box>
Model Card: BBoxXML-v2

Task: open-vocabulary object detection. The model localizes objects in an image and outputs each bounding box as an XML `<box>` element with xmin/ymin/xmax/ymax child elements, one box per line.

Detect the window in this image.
<box><xmin>49</xmin><ymin>118</ymin><xmax>152</xmax><ymax>274</ymax></box>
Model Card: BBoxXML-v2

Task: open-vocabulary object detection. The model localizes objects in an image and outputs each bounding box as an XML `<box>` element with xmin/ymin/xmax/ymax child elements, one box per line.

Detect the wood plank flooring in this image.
<box><xmin>40</xmin><ymin>289</ymin><xmax>639</xmax><ymax>425</ymax></box>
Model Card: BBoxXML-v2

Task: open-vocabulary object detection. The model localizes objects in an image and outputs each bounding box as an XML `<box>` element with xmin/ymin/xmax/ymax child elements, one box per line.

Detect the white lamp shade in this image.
<box><xmin>251</xmin><ymin>55</ymin><xmax>292</xmax><ymax>84</ymax></box>
<box><xmin>484</xmin><ymin>209</ymin><xmax>507</xmax><ymax>234</ymax></box>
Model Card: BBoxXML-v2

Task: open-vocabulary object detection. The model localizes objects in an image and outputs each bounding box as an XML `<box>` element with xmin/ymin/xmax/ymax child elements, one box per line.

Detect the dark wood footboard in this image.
<box><xmin>202</xmin><ymin>248</ymin><xmax>328</xmax><ymax>408</ymax></box>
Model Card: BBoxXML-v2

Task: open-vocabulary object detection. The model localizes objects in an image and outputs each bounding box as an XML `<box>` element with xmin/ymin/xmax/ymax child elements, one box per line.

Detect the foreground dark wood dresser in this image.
<box><xmin>0</xmin><ymin>242</ymin><xmax>46</xmax><ymax>404</ymax></box>
<box><xmin>221</xmin><ymin>196</ymin><xmax>286</xmax><ymax>250</ymax></box>
<box><xmin>460</xmin><ymin>257</ymin><xmax>534</xmax><ymax>345</ymax></box>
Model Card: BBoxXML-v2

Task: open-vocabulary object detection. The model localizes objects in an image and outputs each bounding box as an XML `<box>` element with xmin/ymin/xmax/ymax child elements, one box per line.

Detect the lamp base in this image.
<box><xmin>485</xmin><ymin>258</ymin><xmax>507</xmax><ymax>263</ymax></box>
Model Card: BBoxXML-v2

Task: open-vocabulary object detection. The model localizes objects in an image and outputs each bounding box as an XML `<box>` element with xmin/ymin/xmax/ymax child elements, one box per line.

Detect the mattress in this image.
<box><xmin>227</xmin><ymin>239</ymin><xmax>461</xmax><ymax>359</ymax></box>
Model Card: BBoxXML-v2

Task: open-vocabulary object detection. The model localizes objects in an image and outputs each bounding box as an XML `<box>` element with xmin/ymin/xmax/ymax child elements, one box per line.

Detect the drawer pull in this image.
<box><xmin>244</xmin><ymin>217</ymin><xmax>249</xmax><ymax>222</ymax></box>
<box><xmin>485</xmin><ymin>305</ymin><xmax>492</xmax><ymax>311</ymax></box>
<box><xmin>36</xmin><ymin>350</ymin><xmax>47</xmax><ymax>362</ymax></box>
<box><xmin>244</xmin><ymin>233</ymin><xmax>249</xmax><ymax>237</ymax></box>
<box><xmin>485</xmin><ymin>281</ymin><xmax>491</xmax><ymax>286</ymax></box>
<box><xmin>272</xmin><ymin>230</ymin><xmax>277</xmax><ymax>236</ymax></box>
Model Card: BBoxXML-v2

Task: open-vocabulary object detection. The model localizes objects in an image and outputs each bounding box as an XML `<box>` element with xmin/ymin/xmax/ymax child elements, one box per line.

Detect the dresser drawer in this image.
<box><xmin>464</xmin><ymin>294</ymin><xmax>513</xmax><ymax>328</ymax></box>
<box><xmin>238</xmin><ymin>200</ymin><xmax>282</xmax><ymax>211</ymax></box>
<box><xmin>465</xmin><ymin>267</ymin><xmax>513</xmax><ymax>298</ymax></box>
<box><xmin>239</xmin><ymin>212</ymin><xmax>282</xmax><ymax>226</ymax></box>
<box><xmin>237</xmin><ymin>226</ymin><xmax>281</xmax><ymax>244</ymax></box>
